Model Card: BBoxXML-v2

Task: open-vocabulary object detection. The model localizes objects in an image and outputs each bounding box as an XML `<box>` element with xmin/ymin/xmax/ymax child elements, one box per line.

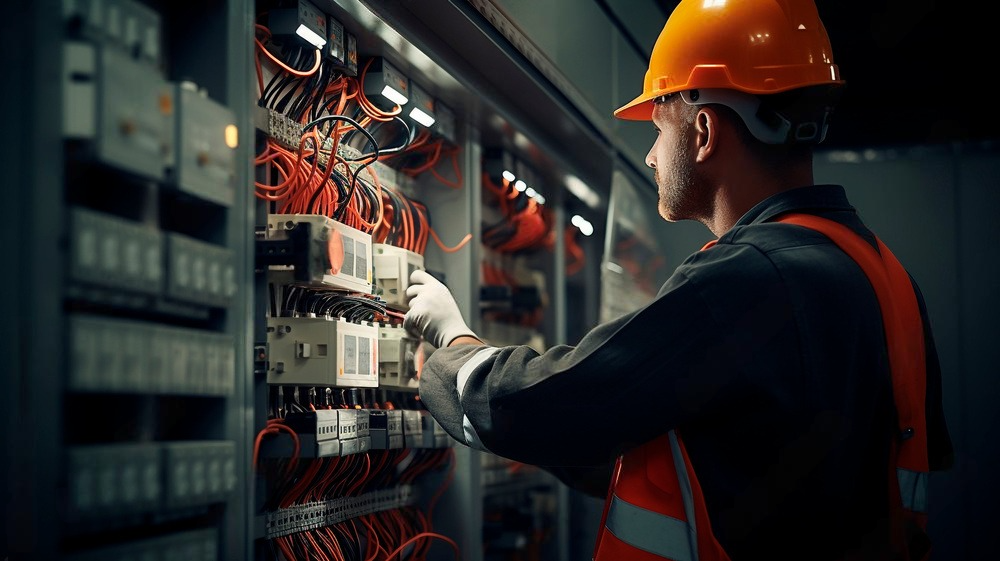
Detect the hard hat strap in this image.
<box><xmin>679</xmin><ymin>87</ymin><xmax>837</xmax><ymax>145</ymax></box>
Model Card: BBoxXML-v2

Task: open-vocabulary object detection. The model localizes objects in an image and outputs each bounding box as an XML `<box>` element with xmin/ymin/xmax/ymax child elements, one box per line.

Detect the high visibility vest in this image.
<box><xmin>592</xmin><ymin>213</ymin><xmax>931</xmax><ymax>561</ymax></box>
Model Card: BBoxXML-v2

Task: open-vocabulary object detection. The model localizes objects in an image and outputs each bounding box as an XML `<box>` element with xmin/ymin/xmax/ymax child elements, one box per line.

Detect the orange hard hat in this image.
<box><xmin>615</xmin><ymin>0</ymin><xmax>844</xmax><ymax>121</ymax></box>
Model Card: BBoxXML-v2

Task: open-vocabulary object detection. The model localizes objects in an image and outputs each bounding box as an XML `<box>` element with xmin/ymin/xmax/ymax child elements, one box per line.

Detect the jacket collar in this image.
<box><xmin>733</xmin><ymin>184</ymin><xmax>856</xmax><ymax>227</ymax></box>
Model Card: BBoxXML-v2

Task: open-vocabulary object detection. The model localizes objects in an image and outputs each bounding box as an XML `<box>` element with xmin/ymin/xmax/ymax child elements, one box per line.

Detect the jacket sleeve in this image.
<box><xmin>416</xmin><ymin>244</ymin><xmax>779</xmax><ymax>468</ymax></box>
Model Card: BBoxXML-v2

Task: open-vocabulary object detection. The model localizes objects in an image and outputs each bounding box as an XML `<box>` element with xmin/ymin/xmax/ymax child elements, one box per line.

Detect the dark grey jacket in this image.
<box><xmin>418</xmin><ymin>184</ymin><xmax>952</xmax><ymax>560</ymax></box>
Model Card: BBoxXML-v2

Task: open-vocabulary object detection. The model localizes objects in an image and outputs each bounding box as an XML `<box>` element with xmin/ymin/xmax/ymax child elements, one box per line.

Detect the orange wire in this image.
<box><xmin>255</xmin><ymin>35</ymin><xmax>322</xmax><ymax>77</ymax></box>
<box><xmin>253</xmin><ymin>422</ymin><xmax>301</xmax><ymax>474</ymax></box>
<box><xmin>384</xmin><ymin>532</ymin><xmax>460</xmax><ymax>560</ymax></box>
<box><xmin>429</xmin><ymin>146</ymin><xmax>464</xmax><ymax>189</ymax></box>
<box><xmin>431</xmin><ymin>228</ymin><xmax>472</xmax><ymax>253</ymax></box>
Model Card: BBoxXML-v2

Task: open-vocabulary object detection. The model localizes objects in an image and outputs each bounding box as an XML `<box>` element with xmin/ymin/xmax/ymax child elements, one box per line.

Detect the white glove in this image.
<box><xmin>403</xmin><ymin>269</ymin><xmax>478</xmax><ymax>348</ymax></box>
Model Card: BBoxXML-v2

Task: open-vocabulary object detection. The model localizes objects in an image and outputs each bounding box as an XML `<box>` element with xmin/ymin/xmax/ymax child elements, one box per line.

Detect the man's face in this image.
<box><xmin>646</xmin><ymin>98</ymin><xmax>702</xmax><ymax>222</ymax></box>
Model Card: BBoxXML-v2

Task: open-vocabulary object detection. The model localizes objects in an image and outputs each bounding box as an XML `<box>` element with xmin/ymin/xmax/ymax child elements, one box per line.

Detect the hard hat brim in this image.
<box><xmin>614</xmin><ymin>91</ymin><xmax>659</xmax><ymax>121</ymax></box>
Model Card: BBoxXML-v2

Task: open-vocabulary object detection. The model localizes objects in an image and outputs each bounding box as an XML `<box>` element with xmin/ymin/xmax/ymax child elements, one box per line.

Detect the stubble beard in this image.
<box><xmin>656</xmin><ymin>138</ymin><xmax>701</xmax><ymax>222</ymax></box>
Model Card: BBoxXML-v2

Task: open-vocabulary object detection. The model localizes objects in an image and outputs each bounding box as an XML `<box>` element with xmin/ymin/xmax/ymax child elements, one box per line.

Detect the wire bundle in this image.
<box><xmin>481</xmin><ymin>173</ymin><xmax>553</xmax><ymax>254</ymax></box>
<box><xmin>373</xmin><ymin>189</ymin><xmax>471</xmax><ymax>256</ymax></box>
<box><xmin>479</xmin><ymin>257</ymin><xmax>545</xmax><ymax>329</ymax></box>
<box><xmin>254</xmin><ymin>27</ymin><xmax>471</xmax><ymax>254</ymax></box>
<box><xmin>256</xmin><ymin>416</ymin><xmax>458</xmax><ymax>561</ymax></box>
<box><xmin>281</xmin><ymin>285</ymin><xmax>403</xmax><ymax>324</ymax></box>
<box><xmin>383</xmin><ymin>128</ymin><xmax>464</xmax><ymax>190</ymax></box>
<box><xmin>254</xmin><ymin>26</ymin><xmax>401</xmax><ymax>232</ymax></box>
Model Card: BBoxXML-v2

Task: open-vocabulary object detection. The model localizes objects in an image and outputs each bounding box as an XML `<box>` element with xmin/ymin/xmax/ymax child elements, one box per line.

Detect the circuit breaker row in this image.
<box><xmin>70</xmin><ymin>314</ymin><xmax>235</xmax><ymax>395</ymax></box>
<box><xmin>267</xmin><ymin>319</ymin><xmax>419</xmax><ymax>389</ymax></box>
<box><xmin>70</xmin><ymin>207</ymin><xmax>235</xmax><ymax>308</ymax></box>
<box><xmin>270</xmin><ymin>407</ymin><xmax>451</xmax><ymax>458</ymax></box>
<box><xmin>264</xmin><ymin>213</ymin><xmax>425</xmax><ymax>306</ymax></box>
<box><xmin>67</xmin><ymin>440</ymin><xmax>236</xmax><ymax>519</ymax></box>
<box><xmin>63</xmin><ymin>0</ymin><xmax>236</xmax><ymax>206</ymax></box>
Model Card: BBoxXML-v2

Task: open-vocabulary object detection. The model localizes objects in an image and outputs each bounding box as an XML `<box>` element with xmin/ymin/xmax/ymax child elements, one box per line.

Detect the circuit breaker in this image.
<box><xmin>377</xmin><ymin>323</ymin><xmax>420</xmax><ymax>390</ymax></box>
<box><xmin>266</xmin><ymin>213</ymin><xmax>373</xmax><ymax>294</ymax></box>
<box><xmin>267</xmin><ymin>316</ymin><xmax>379</xmax><ymax>388</ymax></box>
<box><xmin>62</xmin><ymin>41</ymin><xmax>175</xmax><ymax>181</ymax></box>
<box><xmin>373</xmin><ymin>243</ymin><xmax>424</xmax><ymax>307</ymax></box>
<box><xmin>171</xmin><ymin>82</ymin><xmax>238</xmax><ymax>207</ymax></box>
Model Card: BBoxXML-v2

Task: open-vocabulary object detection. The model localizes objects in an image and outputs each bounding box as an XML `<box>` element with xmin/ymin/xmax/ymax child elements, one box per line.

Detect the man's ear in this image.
<box><xmin>694</xmin><ymin>106</ymin><xmax>718</xmax><ymax>163</ymax></box>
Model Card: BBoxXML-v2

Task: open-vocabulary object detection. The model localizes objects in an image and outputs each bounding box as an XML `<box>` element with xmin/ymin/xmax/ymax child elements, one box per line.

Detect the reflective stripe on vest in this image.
<box><xmin>606</xmin><ymin>495</ymin><xmax>694</xmax><ymax>561</ymax></box>
<box><xmin>898</xmin><ymin>467</ymin><xmax>928</xmax><ymax>513</ymax></box>
<box><xmin>604</xmin><ymin>432</ymin><xmax>698</xmax><ymax>561</ymax></box>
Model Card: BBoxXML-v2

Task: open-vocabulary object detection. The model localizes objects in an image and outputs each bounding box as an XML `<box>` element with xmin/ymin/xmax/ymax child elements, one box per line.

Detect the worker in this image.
<box><xmin>403</xmin><ymin>0</ymin><xmax>953</xmax><ymax>559</ymax></box>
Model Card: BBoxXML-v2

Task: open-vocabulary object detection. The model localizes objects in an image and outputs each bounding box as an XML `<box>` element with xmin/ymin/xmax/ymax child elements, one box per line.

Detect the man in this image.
<box><xmin>403</xmin><ymin>0</ymin><xmax>952</xmax><ymax>559</ymax></box>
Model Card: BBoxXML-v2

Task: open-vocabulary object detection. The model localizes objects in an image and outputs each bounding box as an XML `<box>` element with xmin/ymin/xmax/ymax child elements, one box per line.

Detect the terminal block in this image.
<box><xmin>271</xmin><ymin>409</ymin><xmax>374</xmax><ymax>458</ymax></box>
<box><xmin>267</xmin><ymin>316</ymin><xmax>379</xmax><ymax>388</ymax></box>
<box><xmin>373</xmin><ymin>243</ymin><xmax>424</xmax><ymax>307</ymax></box>
<box><xmin>370</xmin><ymin>410</ymin><xmax>404</xmax><ymax>450</ymax></box>
<box><xmin>265</xmin><ymin>214</ymin><xmax>373</xmax><ymax>294</ymax></box>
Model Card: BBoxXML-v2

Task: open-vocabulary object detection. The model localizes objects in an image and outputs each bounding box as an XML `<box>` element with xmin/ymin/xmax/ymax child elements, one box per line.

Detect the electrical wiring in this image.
<box><xmin>374</xmin><ymin>189</ymin><xmax>472</xmax><ymax>256</ymax></box>
<box><xmin>255</xmin><ymin>24</ymin><xmax>322</xmax><ymax>78</ymax></box>
<box><xmin>255</xmin><ymin>22</ymin><xmax>469</xmax><ymax>561</ymax></box>
<box><xmin>383</xmin><ymin>532</ymin><xmax>461</xmax><ymax>560</ymax></box>
<box><xmin>425</xmin><ymin>449</ymin><xmax>456</xmax><ymax>523</ymax></box>
<box><xmin>254</xmin><ymin>419</ymin><xmax>301</xmax><ymax>474</ymax></box>
<box><xmin>428</xmin><ymin>144</ymin><xmax>464</xmax><ymax>190</ymax></box>
<box><xmin>262</xmin><ymin>446</ymin><xmax>456</xmax><ymax>561</ymax></box>
<box><xmin>355</xmin><ymin>57</ymin><xmax>403</xmax><ymax>122</ymax></box>
<box><xmin>281</xmin><ymin>286</ymin><xmax>389</xmax><ymax>323</ymax></box>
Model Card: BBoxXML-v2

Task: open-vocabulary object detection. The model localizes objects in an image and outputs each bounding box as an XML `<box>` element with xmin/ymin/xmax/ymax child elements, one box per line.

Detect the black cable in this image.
<box><xmin>344</xmin><ymin>116</ymin><xmax>413</xmax><ymax>160</ymax></box>
<box><xmin>310</xmin><ymin>69</ymin><xmax>340</xmax><ymax>122</ymax></box>
<box><xmin>273</xmin><ymin>47</ymin><xmax>312</xmax><ymax>113</ymax></box>
<box><xmin>296</xmin><ymin>115</ymin><xmax>378</xmax><ymax>220</ymax></box>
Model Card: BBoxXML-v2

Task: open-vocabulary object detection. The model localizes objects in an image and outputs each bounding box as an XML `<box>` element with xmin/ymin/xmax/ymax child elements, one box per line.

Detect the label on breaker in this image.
<box><xmin>338</xmin><ymin>321</ymin><xmax>378</xmax><ymax>387</ymax></box>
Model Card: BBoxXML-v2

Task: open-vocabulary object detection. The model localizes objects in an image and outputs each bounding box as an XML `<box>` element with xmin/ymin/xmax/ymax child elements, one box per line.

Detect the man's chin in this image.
<box><xmin>659</xmin><ymin>206</ymin><xmax>681</xmax><ymax>222</ymax></box>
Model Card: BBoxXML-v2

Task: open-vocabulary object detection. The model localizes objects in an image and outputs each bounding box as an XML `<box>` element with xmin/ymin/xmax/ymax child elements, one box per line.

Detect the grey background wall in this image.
<box><xmin>816</xmin><ymin>145</ymin><xmax>1000</xmax><ymax>560</ymax></box>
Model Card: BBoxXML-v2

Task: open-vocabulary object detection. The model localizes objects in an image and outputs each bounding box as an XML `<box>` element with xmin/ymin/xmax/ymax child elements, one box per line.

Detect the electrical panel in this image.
<box><xmin>15</xmin><ymin>0</ymin><xmax>604</xmax><ymax>558</ymax></box>
<box><xmin>39</xmin><ymin>1</ymin><xmax>246</xmax><ymax>558</ymax></box>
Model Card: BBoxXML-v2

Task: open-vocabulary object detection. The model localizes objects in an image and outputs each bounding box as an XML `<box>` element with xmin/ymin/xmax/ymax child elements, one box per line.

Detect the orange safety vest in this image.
<box><xmin>592</xmin><ymin>213</ymin><xmax>931</xmax><ymax>561</ymax></box>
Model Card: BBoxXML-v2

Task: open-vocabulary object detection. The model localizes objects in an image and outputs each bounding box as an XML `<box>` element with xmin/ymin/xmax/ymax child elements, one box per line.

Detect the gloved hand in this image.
<box><xmin>403</xmin><ymin>269</ymin><xmax>478</xmax><ymax>348</ymax></box>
